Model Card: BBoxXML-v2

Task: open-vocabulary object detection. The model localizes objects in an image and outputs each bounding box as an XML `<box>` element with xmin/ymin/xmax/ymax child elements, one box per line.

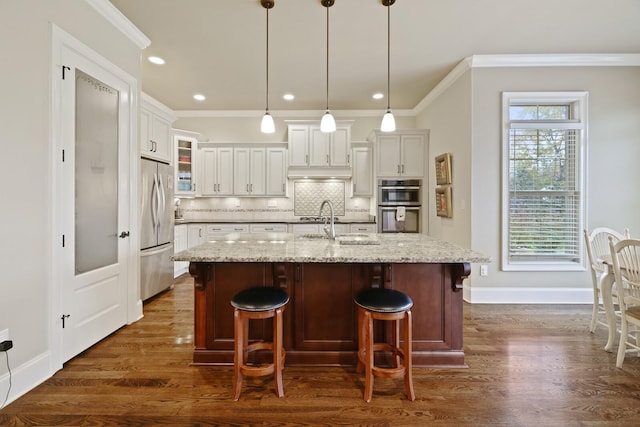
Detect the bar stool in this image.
<box><xmin>354</xmin><ymin>287</ymin><xmax>415</xmax><ymax>402</ymax></box>
<box><xmin>230</xmin><ymin>286</ymin><xmax>289</xmax><ymax>401</ymax></box>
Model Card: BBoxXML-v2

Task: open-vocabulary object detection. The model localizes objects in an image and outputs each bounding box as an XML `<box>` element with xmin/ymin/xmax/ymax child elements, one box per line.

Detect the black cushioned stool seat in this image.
<box><xmin>354</xmin><ymin>288</ymin><xmax>415</xmax><ymax>402</ymax></box>
<box><xmin>231</xmin><ymin>286</ymin><xmax>289</xmax><ymax>401</ymax></box>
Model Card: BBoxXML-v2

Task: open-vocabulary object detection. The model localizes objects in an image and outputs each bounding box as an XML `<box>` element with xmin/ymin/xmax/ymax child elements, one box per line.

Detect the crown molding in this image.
<box><xmin>469</xmin><ymin>53</ymin><xmax>640</xmax><ymax>68</ymax></box>
<box><xmin>174</xmin><ymin>109</ymin><xmax>415</xmax><ymax>119</ymax></box>
<box><xmin>84</xmin><ymin>0</ymin><xmax>150</xmax><ymax>49</ymax></box>
<box><xmin>413</xmin><ymin>53</ymin><xmax>640</xmax><ymax>114</ymax></box>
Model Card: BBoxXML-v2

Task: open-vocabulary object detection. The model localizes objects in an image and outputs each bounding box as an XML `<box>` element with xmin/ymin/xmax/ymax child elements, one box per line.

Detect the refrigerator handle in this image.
<box><xmin>158</xmin><ymin>172</ymin><xmax>166</xmax><ymax>229</ymax></box>
<box><xmin>151</xmin><ymin>173</ymin><xmax>159</xmax><ymax>230</ymax></box>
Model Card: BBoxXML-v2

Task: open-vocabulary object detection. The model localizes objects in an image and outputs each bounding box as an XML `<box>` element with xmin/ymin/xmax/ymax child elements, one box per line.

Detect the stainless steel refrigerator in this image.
<box><xmin>140</xmin><ymin>158</ymin><xmax>175</xmax><ymax>300</ymax></box>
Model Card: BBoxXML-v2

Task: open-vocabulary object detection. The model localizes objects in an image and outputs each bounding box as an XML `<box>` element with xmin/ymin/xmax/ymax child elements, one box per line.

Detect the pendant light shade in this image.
<box><xmin>381</xmin><ymin>109</ymin><xmax>396</xmax><ymax>132</ymax></box>
<box><xmin>320</xmin><ymin>0</ymin><xmax>336</xmax><ymax>133</ymax></box>
<box><xmin>261</xmin><ymin>112</ymin><xmax>275</xmax><ymax>133</ymax></box>
<box><xmin>261</xmin><ymin>0</ymin><xmax>275</xmax><ymax>134</ymax></box>
<box><xmin>381</xmin><ymin>0</ymin><xmax>396</xmax><ymax>132</ymax></box>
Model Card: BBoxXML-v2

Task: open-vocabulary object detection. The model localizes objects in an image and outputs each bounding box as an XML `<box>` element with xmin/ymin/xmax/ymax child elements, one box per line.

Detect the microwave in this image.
<box><xmin>377</xmin><ymin>179</ymin><xmax>422</xmax><ymax>206</ymax></box>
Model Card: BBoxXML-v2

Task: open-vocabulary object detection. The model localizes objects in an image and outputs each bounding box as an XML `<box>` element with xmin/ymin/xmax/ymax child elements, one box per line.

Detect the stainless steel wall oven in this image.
<box><xmin>377</xmin><ymin>179</ymin><xmax>421</xmax><ymax>233</ymax></box>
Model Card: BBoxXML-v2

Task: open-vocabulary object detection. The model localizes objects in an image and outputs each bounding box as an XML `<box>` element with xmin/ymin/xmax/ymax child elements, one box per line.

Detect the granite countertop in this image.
<box><xmin>172</xmin><ymin>232</ymin><xmax>490</xmax><ymax>264</ymax></box>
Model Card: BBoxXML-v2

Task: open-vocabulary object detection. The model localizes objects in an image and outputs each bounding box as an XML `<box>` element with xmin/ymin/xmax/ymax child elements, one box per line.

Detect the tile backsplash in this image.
<box><xmin>178</xmin><ymin>180</ymin><xmax>371</xmax><ymax>222</ymax></box>
<box><xmin>293</xmin><ymin>181</ymin><xmax>345</xmax><ymax>216</ymax></box>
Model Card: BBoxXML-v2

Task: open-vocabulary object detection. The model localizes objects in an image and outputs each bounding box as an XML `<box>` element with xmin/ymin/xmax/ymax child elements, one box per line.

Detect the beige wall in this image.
<box><xmin>0</xmin><ymin>0</ymin><xmax>141</xmax><ymax>396</ymax></box>
<box><xmin>417</xmin><ymin>64</ymin><xmax>640</xmax><ymax>301</ymax></box>
<box><xmin>415</xmin><ymin>71</ymin><xmax>472</xmax><ymax>247</ymax></box>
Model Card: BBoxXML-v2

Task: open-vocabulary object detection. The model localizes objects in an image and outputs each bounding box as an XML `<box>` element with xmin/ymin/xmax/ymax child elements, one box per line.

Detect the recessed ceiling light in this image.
<box><xmin>148</xmin><ymin>56</ymin><xmax>165</xmax><ymax>65</ymax></box>
<box><xmin>283</xmin><ymin>93</ymin><xmax>295</xmax><ymax>101</ymax></box>
<box><xmin>372</xmin><ymin>93</ymin><xmax>384</xmax><ymax>100</ymax></box>
<box><xmin>193</xmin><ymin>94</ymin><xmax>206</xmax><ymax>101</ymax></box>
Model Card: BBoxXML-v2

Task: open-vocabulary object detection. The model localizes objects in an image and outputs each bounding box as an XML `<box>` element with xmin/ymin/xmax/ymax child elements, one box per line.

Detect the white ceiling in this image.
<box><xmin>109</xmin><ymin>0</ymin><xmax>640</xmax><ymax>113</ymax></box>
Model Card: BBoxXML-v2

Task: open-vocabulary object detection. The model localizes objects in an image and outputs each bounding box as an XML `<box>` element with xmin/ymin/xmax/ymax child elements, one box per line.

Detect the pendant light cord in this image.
<box><xmin>325</xmin><ymin>4</ymin><xmax>330</xmax><ymax>111</ymax></box>
<box><xmin>386</xmin><ymin>1</ymin><xmax>391</xmax><ymax>111</ymax></box>
<box><xmin>265</xmin><ymin>6</ymin><xmax>270</xmax><ymax>111</ymax></box>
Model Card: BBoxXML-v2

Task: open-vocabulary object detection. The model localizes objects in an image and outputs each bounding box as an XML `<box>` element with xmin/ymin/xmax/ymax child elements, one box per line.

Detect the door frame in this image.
<box><xmin>50</xmin><ymin>24</ymin><xmax>142</xmax><ymax>371</ymax></box>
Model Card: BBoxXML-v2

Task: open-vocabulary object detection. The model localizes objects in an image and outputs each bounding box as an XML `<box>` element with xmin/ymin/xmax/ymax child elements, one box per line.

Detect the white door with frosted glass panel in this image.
<box><xmin>59</xmin><ymin>47</ymin><xmax>130</xmax><ymax>363</ymax></box>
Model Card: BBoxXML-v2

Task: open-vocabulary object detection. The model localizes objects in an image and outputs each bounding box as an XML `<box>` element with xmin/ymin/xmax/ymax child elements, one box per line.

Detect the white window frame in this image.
<box><xmin>501</xmin><ymin>91</ymin><xmax>588</xmax><ymax>271</ymax></box>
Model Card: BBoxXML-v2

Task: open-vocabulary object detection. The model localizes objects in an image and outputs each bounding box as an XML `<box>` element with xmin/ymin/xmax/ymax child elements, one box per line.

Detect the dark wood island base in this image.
<box><xmin>189</xmin><ymin>261</ymin><xmax>470</xmax><ymax>368</ymax></box>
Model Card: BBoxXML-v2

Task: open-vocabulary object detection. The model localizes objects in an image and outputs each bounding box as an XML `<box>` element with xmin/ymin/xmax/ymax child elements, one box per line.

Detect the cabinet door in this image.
<box><xmin>250</xmin><ymin>148</ymin><xmax>266</xmax><ymax>195</ymax></box>
<box><xmin>293</xmin><ymin>263</ymin><xmax>369</xmax><ymax>351</ymax></box>
<box><xmin>187</xmin><ymin>224</ymin><xmax>205</xmax><ymax>248</ymax></box>
<box><xmin>140</xmin><ymin>108</ymin><xmax>152</xmax><ymax>155</ymax></box>
<box><xmin>309</xmin><ymin>127</ymin><xmax>330</xmax><ymax>166</ymax></box>
<box><xmin>400</xmin><ymin>135</ymin><xmax>425</xmax><ymax>177</ymax></box>
<box><xmin>350</xmin><ymin>223</ymin><xmax>376</xmax><ymax>233</ymax></box>
<box><xmin>288</xmin><ymin>125</ymin><xmax>309</xmax><ymax>166</ymax></box>
<box><xmin>266</xmin><ymin>148</ymin><xmax>287</xmax><ymax>196</ymax></box>
<box><xmin>216</xmin><ymin>148</ymin><xmax>234</xmax><ymax>195</ymax></box>
<box><xmin>200</xmin><ymin>148</ymin><xmax>218</xmax><ymax>196</ymax></box>
<box><xmin>331</xmin><ymin>127</ymin><xmax>350</xmax><ymax>166</ymax></box>
<box><xmin>233</xmin><ymin>148</ymin><xmax>251</xmax><ymax>195</ymax></box>
<box><xmin>291</xmin><ymin>224</ymin><xmax>320</xmax><ymax>235</ymax></box>
<box><xmin>175</xmin><ymin>135</ymin><xmax>197</xmax><ymax>195</ymax></box>
<box><xmin>377</xmin><ymin>135</ymin><xmax>401</xmax><ymax>177</ymax></box>
<box><xmin>352</xmin><ymin>147</ymin><xmax>372</xmax><ymax>196</ymax></box>
<box><xmin>151</xmin><ymin>115</ymin><xmax>172</xmax><ymax>163</ymax></box>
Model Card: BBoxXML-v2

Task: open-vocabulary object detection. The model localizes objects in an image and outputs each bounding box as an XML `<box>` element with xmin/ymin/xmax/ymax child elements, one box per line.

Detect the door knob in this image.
<box><xmin>119</xmin><ymin>231</ymin><xmax>130</xmax><ymax>238</ymax></box>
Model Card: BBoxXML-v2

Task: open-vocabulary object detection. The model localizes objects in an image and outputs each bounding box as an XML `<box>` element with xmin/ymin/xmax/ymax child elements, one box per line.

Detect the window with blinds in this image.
<box><xmin>502</xmin><ymin>92</ymin><xmax>587</xmax><ymax>271</ymax></box>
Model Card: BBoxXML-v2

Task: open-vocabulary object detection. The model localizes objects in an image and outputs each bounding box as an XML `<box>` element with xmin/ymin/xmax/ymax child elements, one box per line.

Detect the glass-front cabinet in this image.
<box><xmin>174</xmin><ymin>130</ymin><xmax>199</xmax><ymax>196</ymax></box>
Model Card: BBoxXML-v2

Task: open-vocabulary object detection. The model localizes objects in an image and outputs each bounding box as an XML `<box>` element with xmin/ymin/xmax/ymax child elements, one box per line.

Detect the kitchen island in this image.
<box><xmin>172</xmin><ymin>232</ymin><xmax>489</xmax><ymax>368</ymax></box>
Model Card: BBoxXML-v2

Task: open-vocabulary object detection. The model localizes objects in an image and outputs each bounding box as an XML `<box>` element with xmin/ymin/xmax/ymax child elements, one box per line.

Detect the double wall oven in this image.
<box><xmin>377</xmin><ymin>179</ymin><xmax>421</xmax><ymax>233</ymax></box>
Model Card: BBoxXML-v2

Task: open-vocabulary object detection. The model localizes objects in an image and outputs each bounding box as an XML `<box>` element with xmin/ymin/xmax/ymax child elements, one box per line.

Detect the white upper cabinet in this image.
<box><xmin>234</xmin><ymin>147</ymin><xmax>266</xmax><ymax>196</ymax></box>
<box><xmin>372</xmin><ymin>130</ymin><xmax>428</xmax><ymax>178</ymax></box>
<box><xmin>352</xmin><ymin>145</ymin><xmax>373</xmax><ymax>196</ymax></box>
<box><xmin>140</xmin><ymin>93</ymin><xmax>176</xmax><ymax>163</ymax></box>
<box><xmin>174</xmin><ymin>130</ymin><xmax>199</xmax><ymax>196</ymax></box>
<box><xmin>266</xmin><ymin>148</ymin><xmax>287</xmax><ymax>196</ymax></box>
<box><xmin>200</xmin><ymin>147</ymin><xmax>233</xmax><ymax>196</ymax></box>
<box><xmin>288</xmin><ymin>125</ymin><xmax>310</xmax><ymax>167</ymax></box>
<box><xmin>287</xmin><ymin>121</ymin><xmax>353</xmax><ymax>178</ymax></box>
<box><xmin>309</xmin><ymin>126</ymin><xmax>350</xmax><ymax>167</ymax></box>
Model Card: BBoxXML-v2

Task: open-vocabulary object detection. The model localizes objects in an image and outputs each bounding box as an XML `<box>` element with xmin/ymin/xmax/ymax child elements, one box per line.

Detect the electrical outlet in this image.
<box><xmin>0</xmin><ymin>329</ymin><xmax>8</xmax><ymax>343</ymax></box>
<box><xmin>480</xmin><ymin>265</ymin><xmax>488</xmax><ymax>277</ymax></box>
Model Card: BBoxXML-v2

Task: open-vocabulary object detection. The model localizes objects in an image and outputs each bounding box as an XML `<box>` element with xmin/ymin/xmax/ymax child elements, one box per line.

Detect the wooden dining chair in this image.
<box><xmin>584</xmin><ymin>227</ymin><xmax>630</xmax><ymax>333</ymax></box>
<box><xmin>608</xmin><ymin>237</ymin><xmax>640</xmax><ymax>368</ymax></box>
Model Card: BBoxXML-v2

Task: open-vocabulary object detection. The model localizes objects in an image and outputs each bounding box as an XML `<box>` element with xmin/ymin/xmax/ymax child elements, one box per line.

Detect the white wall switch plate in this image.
<box><xmin>480</xmin><ymin>265</ymin><xmax>488</xmax><ymax>276</ymax></box>
<box><xmin>0</xmin><ymin>329</ymin><xmax>9</xmax><ymax>342</ymax></box>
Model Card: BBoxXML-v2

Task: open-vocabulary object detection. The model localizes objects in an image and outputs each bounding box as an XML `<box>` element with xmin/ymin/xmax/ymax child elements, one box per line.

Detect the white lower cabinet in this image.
<box><xmin>250</xmin><ymin>223</ymin><xmax>287</xmax><ymax>233</ymax></box>
<box><xmin>207</xmin><ymin>224</ymin><xmax>249</xmax><ymax>239</ymax></box>
<box><xmin>291</xmin><ymin>223</ymin><xmax>349</xmax><ymax>235</ymax></box>
<box><xmin>349</xmin><ymin>223</ymin><xmax>376</xmax><ymax>233</ymax></box>
<box><xmin>187</xmin><ymin>224</ymin><xmax>206</xmax><ymax>248</ymax></box>
<box><xmin>174</xmin><ymin>224</ymin><xmax>189</xmax><ymax>278</ymax></box>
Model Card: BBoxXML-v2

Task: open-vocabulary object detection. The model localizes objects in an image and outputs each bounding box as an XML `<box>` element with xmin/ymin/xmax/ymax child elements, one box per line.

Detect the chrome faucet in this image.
<box><xmin>319</xmin><ymin>199</ymin><xmax>336</xmax><ymax>240</ymax></box>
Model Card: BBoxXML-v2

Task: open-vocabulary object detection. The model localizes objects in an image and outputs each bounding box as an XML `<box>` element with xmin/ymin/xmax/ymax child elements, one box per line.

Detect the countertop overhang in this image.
<box><xmin>172</xmin><ymin>232</ymin><xmax>490</xmax><ymax>264</ymax></box>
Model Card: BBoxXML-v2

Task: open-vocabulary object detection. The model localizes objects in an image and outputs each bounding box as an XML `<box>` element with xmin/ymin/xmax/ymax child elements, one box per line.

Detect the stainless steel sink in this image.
<box><xmin>337</xmin><ymin>234</ymin><xmax>380</xmax><ymax>245</ymax></box>
<box><xmin>297</xmin><ymin>233</ymin><xmax>328</xmax><ymax>240</ymax></box>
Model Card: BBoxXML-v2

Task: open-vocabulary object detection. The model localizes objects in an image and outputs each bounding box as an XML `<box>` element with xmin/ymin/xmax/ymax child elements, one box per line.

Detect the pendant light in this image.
<box><xmin>320</xmin><ymin>0</ymin><xmax>336</xmax><ymax>133</ymax></box>
<box><xmin>260</xmin><ymin>0</ymin><xmax>275</xmax><ymax>134</ymax></box>
<box><xmin>380</xmin><ymin>0</ymin><xmax>396</xmax><ymax>132</ymax></box>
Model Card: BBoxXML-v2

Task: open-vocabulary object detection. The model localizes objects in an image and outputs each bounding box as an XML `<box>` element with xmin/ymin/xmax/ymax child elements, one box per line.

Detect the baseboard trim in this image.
<box><xmin>464</xmin><ymin>286</ymin><xmax>593</xmax><ymax>304</ymax></box>
<box><xmin>0</xmin><ymin>350</ymin><xmax>52</xmax><ymax>407</ymax></box>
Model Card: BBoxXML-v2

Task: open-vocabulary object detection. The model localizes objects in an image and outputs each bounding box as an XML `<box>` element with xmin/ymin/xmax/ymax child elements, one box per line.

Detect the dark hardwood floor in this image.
<box><xmin>1</xmin><ymin>274</ymin><xmax>639</xmax><ymax>426</ymax></box>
